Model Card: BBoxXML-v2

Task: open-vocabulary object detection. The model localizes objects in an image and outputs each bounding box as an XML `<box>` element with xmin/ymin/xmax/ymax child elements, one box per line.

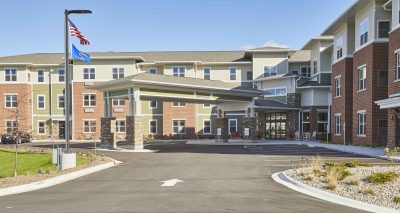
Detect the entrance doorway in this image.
<box><xmin>265</xmin><ymin>112</ymin><xmax>286</xmax><ymax>140</ymax></box>
<box><xmin>59</xmin><ymin>121</ymin><xmax>65</xmax><ymax>139</ymax></box>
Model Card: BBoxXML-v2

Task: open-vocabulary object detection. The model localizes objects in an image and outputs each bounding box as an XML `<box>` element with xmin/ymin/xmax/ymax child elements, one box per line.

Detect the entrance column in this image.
<box><xmin>242</xmin><ymin>108</ymin><xmax>257</xmax><ymax>141</ymax></box>
<box><xmin>256</xmin><ymin>112</ymin><xmax>266</xmax><ymax>140</ymax></box>
<box><xmin>215</xmin><ymin>108</ymin><xmax>229</xmax><ymax>142</ymax></box>
<box><xmin>101</xmin><ymin>91</ymin><xmax>116</xmax><ymax>148</ymax></box>
<box><xmin>126</xmin><ymin>88</ymin><xmax>144</xmax><ymax>150</ymax></box>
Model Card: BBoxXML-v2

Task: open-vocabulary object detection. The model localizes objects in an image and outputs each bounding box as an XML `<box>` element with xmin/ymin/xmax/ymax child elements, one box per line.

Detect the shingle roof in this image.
<box><xmin>288</xmin><ymin>50</ymin><xmax>311</xmax><ymax>62</ymax></box>
<box><xmin>246</xmin><ymin>46</ymin><xmax>294</xmax><ymax>52</ymax></box>
<box><xmin>254</xmin><ymin>99</ymin><xmax>298</xmax><ymax>109</ymax></box>
<box><xmin>297</xmin><ymin>81</ymin><xmax>331</xmax><ymax>87</ymax></box>
<box><xmin>253</xmin><ymin>73</ymin><xmax>297</xmax><ymax>82</ymax></box>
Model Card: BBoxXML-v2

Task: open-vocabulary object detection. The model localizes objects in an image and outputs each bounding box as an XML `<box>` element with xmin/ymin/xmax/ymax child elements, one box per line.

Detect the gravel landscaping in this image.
<box><xmin>286</xmin><ymin>158</ymin><xmax>400</xmax><ymax>210</ymax></box>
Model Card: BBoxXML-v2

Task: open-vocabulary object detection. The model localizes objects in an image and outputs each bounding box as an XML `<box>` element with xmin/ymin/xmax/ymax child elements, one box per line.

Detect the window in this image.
<box><xmin>203</xmin><ymin>120</ymin><xmax>211</xmax><ymax>134</ymax></box>
<box><xmin>358</xmin><ymin>112</ymin><xmax>366</xmax><ymax>136</ymax></box>
<box><xmin>397</xmin><ymin>53</ymin><xmax>400</xmax><ymax>80</ymax></box>
<box><xmin>5</xmin><ymin>68</ymin><xmax>17</xmax><ymax>82</ymax></box>
<box><xmin>229</xmin><ymin>67</ymin><xmax>237</xmax><ymax>80</ymax></box>
<box><xmin>228</xmin><ymin>119</ymin><xmax>237</xmax><ymax>133</ymax></box>
<box><xmin>378</xmin><ymin>71</ymin><xmax>388</xmax><ymax>88</ymax></box>
<box><xmin>264</xmin><ymin>66</ymin><xmax>277</xmax><ymax>77</ymax></box>
<box><xmin>358</xmin><ymin>66</ymin><xmax>366</xmax><ymax>91</ymax></box>
<box><xmin>112</xmin><ymin>99</ymin><xmax>125</xmax><ymax>106</ymax></box>
<box><xmin>149</xmin><ymin>68</ymin><xmax>157</xmax><ymax>74</ymax></box>
<box><xmin>378</xmin><ymin>21</ymin><xmax>390</xmax><ymax>38</ymax></box>
<box><xmin>173</xmin><ymin>67</ymin><xmax>185</xmax><ymax>77</ymax></box>
<box><xmin>37</xmin><ymin>95</ymin><xmax>45</xmax><ymax>109</ymax></box>
<box><xmin>5</xmin><ymin>95</ymin><xmax>17</xmax><ymax>108</ymax></box>
<box><xmin>246</xmin><ymin>71</ymin><xmax>253</xmax><ymax>81</ymax></box>
<box><xmin>300</xmin><ymin>67</ymin><xmax>311</xmax><ymax>77</ymax></box>
<box><xmin>38</xmin><ymin>121</ymin><xmax>46</xmax><ymax>135</ymax></box>
<box><xmin>149</xmin><ymin>101</ymin><xmax>157</xmax><ymax>109</ymax></box>
<box><xmin>335</xmin><ymin>76</ymin><xmax>341</xmax><ymax>97</ymax></box>
<box><xmin>359</xmin><ymin>19</ymin><xmax>369</xmax><ymax>46</ymax></box>
<box><xmin>203</xmin><ymin>103</ymin><xmax>211</xmax><ymax>108</ymax></box>
<box><xmin>6</xmin><ymin>121</ymin><xmax>17</xmax><ymax>133</ymax></box>
<box><xmin>83</xmin><ymin>120</ymin><xmax>96</xmax><ymax>133</ymax></box>
<box><xmin>172</xmin><ymin>102</ymin><xmax>185</xmax><ymax>107</ymax></box>
<box><xmin>58</xmin><ymin>95</ymin><xmax>64</xmax><ymax>109</ymax></box>
<box><xmin>116</xmin><ymin>120</ymin><xmax>126</xmax><ymax>133</ymax></box>
<box><xmin>83</xmin><ymin>68</ymin><xmax>95</xmax><ymax>80</ymax></box>
<box><xmin>378</xmin><ymin>119</ymin><xmax>388</xmax><ymax>137</ymax></box>
<box><xmin>83</xmin><ymin>94</ymin><xmax>96</xmax><ymax>106</ymax></box>
<box><xmin>313</xmin><ymin>60</ymin><xmax>318</xmax><ymax>74</ymax></box>
<box><xmin>317</xmin><ymin>111</ymin><xmax>328</xmax><ymax>133</ymax></box>
<box><xmin>37</xmin><ymin>70</ymin><xmax>44</xmax><ymax>82</ymax></box>
<box><xmin>204</xmin><ymin>68</ymin><xmax>211</xmax><ymax>80</ymax></box>
<box><xmin>336</xmin><ymin>37</ymin><xmax>343</xmax><ymax>60</ymax></box>
<box><xmin>264</xmin><ymin>87</ymin><xmax>287</xmax><ymax>97</ymax></box>
<box><xmin>172</xmin><ymin>120</ymin><xmax>185</xmax><ymax>134</ymax></box>
<box><xmin>150</xmin><ymin>120</ymin><xmax>157</xmax><ymax>134</ymax></box>
<box><xmin>291</xmin><ymin>70</ymin><xmax>299</xmax><ymax>75</ymax></box>
<box><xmin>303</xmin><ymin>112</ymin><xmax>310</xmax><ymax>133</ymax></box>
<box><xmin>58</xmin><ymin>69</ymin><xmax>65</xmax><ymax>82</ymax></box>
<box><xmin>112</xmin><ymin>68</ymin><xmax>124</xmax><ymax>79</ymax></box>
<box><xmin>335</xmin><ymin>115</ymin><xmax>341</xmax><ymax>135</ymax></box>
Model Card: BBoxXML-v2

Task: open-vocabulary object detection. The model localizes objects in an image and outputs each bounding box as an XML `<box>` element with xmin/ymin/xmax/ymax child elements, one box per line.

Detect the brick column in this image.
<box><xmin>286</xmin><ymin>111</ymin><xmax>299</xmax><ymax>140</ymax></box>
<box><xmin>215</xmin><ymin>118</ymin><xmax>229</xmax><ymax>142</ymax></box>
<box><xmin>126</xmin><ymin>116</ymin><xmax>144</xmax><ymax>150</ymax></box>
<box><xmin>101</xmin><ymin>117</ymin><xmax>116</xmax><ymax>148</ymax></box>
<box><xmin>242</xmin><ymin>117</ymin><xmax>257</xmax><ymax>141</ymax></box>
<box><xmin>257</xmin><ymin>112</ymin><xmax>266</xmax><ymax>140</ymax></box>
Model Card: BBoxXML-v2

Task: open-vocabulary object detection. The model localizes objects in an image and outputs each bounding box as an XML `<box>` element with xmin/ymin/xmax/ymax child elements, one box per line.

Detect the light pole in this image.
<box><xmin>64</xmin><ymin>9</ymin><xmax>92</xmax><ymax>153</ymax></box>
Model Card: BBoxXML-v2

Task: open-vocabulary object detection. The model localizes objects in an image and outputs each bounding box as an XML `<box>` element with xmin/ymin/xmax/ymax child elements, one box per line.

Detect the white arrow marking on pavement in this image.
<box><xmin>160</xmin><ymin>179</ymin><xmax>184</xmax><ymax>187</ymax></box>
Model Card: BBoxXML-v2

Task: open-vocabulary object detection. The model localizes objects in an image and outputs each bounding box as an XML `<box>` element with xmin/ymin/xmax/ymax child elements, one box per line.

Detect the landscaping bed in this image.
<box><xmin>0</xmin><ymin>148</ymin><xmax>111</xmax><ymax>188</ymax></box>
<box><xmin>286</xmin><ymin>157</ymin><xmax>400</xmax><ymax>210</ymax></box>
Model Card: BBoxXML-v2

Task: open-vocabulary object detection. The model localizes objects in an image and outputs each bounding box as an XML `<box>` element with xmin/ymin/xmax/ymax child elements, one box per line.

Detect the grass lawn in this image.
<box><xmin>0</xmin><ymin>150</ymin><xmax>89</xmax><ymax>178</ymax></box>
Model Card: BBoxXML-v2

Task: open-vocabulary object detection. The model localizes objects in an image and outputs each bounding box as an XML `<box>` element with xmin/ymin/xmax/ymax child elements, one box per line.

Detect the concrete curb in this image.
<box><xmin>95</xmin><ymin>148</ymin><xmax>155</xmax><ymax>153</ymax></box>
<box><xmin>0</xmin><ymin>159</ymin><xmax>122</xmax><ymax>197</ymax></box>
<box><xmin>271</xmin><ymin>171</ymin><xmax>398</xmax><ymax>213</ymax></box>
<box><xmin>186</xmin><ymin>141</ymin><xmax>304</xmax><ymax>146</ymax></box>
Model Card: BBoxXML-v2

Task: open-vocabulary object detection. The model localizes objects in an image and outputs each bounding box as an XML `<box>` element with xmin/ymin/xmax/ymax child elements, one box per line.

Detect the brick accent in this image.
<box><xmin>215</xmin><ymin>118</ymin><xmax>229</xmax><ymax>142</ymax></box>
<box><xmin>256</xmin><ymin>112</ymin><xmax>266</xmax><ymax>139</ymax></box>
<box><xmin>241</xmin><ymin>117</ymin><xmax>257</xmax><ymax>140</ymax></box>
<box><xmin>100</xmin><ymin>117</ymin><xmax>116</xmax><ymax>148</ymax></box>
<box><xmin>162</xmin><ymin>101</ymin><xmax>196</xmax><ymax>139</ymax></box>
<box><xmin>286</xmin><ymin>111</ymin><xmax>299</xmax><ymax>140</ymax></box>
<box><xmin>126</xmin><ymin>116</ymin><xmax>144</xmax><ymax>149</ymax></box>
<box><xmin>287</xmin><ymin>93</ymin><xmax>301</xmax><ymax>108</ymax></box>
<box><xmin>331</xmin><ymin>58</ymin><xmax>353</xmax><ymax>144</ymax></box>
<box><xmin>352</xmin><ymin>43</ymin><xmax>388</xmax><ymax>146</ymax></box>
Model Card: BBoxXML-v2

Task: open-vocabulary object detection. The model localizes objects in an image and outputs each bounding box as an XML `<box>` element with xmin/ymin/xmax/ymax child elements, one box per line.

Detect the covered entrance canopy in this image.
<box><xmin>87</xmin><ymin>73</ymin><xmax>264</xmax><ymax>149</ymax></box>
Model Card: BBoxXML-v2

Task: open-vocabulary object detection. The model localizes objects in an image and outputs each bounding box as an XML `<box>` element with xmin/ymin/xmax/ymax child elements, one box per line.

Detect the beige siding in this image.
<box><xmin>375</xmin><ymin>1</ymin><xmax>392</xmax><ymax>38</ymax></box>
<box><xmin>0</xmin><ymin>65</ymin><xmax>28</xmax><ymax>83</ymax></box>
<box><xmin>257</xmin><ymin>77</ymin><xmax>296</xmax><ymax>94</ymax></box>
<box><xmin>73</xmin><ymin>59</ymin><xmax>138</xmax><ymax>81</ymax></box>
<box><xmin>355</xmin><ymin>1</ymin><xmax>375</xmax><ymax>49</ymax></box>
<box><xmin>252</xmin><ymin>52</ymin><xmax>288</xmax><ymax>79</ymax></box>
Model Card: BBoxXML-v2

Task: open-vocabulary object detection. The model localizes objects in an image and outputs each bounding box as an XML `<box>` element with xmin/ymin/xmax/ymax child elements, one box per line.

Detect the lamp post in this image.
<box><xmin>64</xmin><ymin>9</ymin><xmax>92</xmax><ymax>153</ymax></box>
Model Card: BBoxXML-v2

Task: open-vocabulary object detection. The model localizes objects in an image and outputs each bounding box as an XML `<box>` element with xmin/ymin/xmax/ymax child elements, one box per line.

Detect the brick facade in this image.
<box><xmin>352</xmin><ymin>43</ymin><xmax>388</xmax><ymax>146</ymax></box>
<box><xmin>162</xmin><ymin>101</ymin><xmax>196</xmax><ymax>139</ymax></box>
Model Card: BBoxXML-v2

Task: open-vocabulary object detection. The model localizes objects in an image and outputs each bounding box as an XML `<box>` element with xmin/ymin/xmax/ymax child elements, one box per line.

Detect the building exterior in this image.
<box><xmin>0</xmin><ymin>0</ymin><xmax>399</xmax><ymax>147</ymax></box>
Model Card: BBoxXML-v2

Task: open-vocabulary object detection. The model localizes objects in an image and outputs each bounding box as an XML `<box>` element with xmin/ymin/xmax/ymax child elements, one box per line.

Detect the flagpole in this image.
<box><xmin>64</xmin><ymin>10</ymin><xmax>71</xmax><ymax>153</ymax></box>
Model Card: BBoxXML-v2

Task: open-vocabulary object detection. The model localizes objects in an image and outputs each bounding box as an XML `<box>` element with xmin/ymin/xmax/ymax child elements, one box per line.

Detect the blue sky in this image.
<box><xmin>0</xmin><ymin>0</ymin><xmax>355</xmax><ymax>56</ymax></box>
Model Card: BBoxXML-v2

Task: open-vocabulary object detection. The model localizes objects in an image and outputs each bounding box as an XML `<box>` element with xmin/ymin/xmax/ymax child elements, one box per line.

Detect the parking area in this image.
<box><xmin>0</xmin><ymin>142</ymin><xmax>387</xmax><ymax>213</ymax></box>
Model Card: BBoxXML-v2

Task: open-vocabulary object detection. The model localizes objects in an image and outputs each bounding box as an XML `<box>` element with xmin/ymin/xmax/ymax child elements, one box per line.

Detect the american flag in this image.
<box><xmin>68</xmin><ymin>19</ymin><xmax>90</xmax><ymax>45</ymax></box>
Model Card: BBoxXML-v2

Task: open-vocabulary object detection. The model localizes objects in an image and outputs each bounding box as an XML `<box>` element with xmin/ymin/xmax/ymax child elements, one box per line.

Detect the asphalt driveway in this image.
<box><xmin>0</xmin><ymin>143</ymin><xmax>385</xmax><ymax>213</ymax></box>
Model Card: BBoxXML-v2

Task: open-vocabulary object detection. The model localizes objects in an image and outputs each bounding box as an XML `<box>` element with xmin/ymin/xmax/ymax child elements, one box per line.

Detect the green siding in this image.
<box><xmin>51</xmin><ymin>84</ymin><xmax>65</xmax><ymax>115</ymax></box>
<box><xmin>141</xmin><ymin>100</ymin><xmax>163</xmax><ymax>114</ymax></box>
<box><xmin>141</xmin><ymin>116</ymin><xmax>163</xmax><ymax>135</ymax></box>
<box><xmin>32</xmin><ymin>84</ymin><xmax>50</xmax><ymax>115</ymax></box>
<box><xmin>196</xmin><ymin>115</ymin><xmax>217</xmax><ymax>135</ymax></box>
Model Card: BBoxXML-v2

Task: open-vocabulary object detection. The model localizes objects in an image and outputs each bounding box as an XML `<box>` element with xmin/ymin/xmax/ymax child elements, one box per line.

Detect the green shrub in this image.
<box><xmin>394</xmin><ymin>197</ymin><xmax>400</xmax><ymax>204</ymax></box>
<box><xmin>325</xmin><ymin>165</ymin><xmax>351</xmax><ymax>181</ymax></box>
<box><xmin>367</xmin><ymin>171</ymin><xmax>399</xmax><ymax>184</ymax></box>
<box><xmin>305</xmin><ymin>175</ymin><xmax>313</xmax><ymax>181</ymax></box>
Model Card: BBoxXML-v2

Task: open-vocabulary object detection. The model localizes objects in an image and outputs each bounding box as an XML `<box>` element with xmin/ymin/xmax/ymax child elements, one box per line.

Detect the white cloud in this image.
<box><xmin>262</xmin><ymin>40</ymin><xmax>289</xmax><ymax>48</ymax></box>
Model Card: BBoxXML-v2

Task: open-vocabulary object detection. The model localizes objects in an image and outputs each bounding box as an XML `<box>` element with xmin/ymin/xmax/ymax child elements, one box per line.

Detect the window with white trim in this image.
<box><xmin>203</xmin><ymin>120</ymin><xmax>211</xmax><ymax>134</ymax></box>
<box><xmin>397</xmin><ymin>53</ymin><xmax>400</xmax><ymax>80</ymax></box>
<box><xmin>149</xmin><ymin>68</ymin><xmax>157</xmax><ymax>74</ymax></box>
<box><xmin>112</xmin><ymin>68</ymin><xmax>124</xmax><ymax>79</ymax></box>
<box><xmin>172</xmin><ymin>102</ymin><xmax>185</xmax><ymax>107</ymax></box>
<box><xmin>58</xmin><ymin>69</ymin><xmax>65</xmax><ymax>82</ymax></box>
<box><xmin>335</xmin><ymin>77</ymin><xmax>341</xmax><ymax>97</ymax></box>
<box><xmin>377</xmin><ymin>21</ymin><xmax>390</xmax><ymax>38</ymax></box>
<box><xmin>172</xmin><ymin>120</ymin><xmax>185</xmax><ymax>134</ymax></box>
<box><xmin>83</xmin><ymin>94</ymin><xmax>96</xmax><ymax>107</ymax></box>
<box><xmin>150</xmin><ymin>120</ymin><xmax>157</xmax><ymax>134</ymax></box>
<box><xmin>83</xmin><ymin>68</ymin><xmax>95</xmax><ymax>80</ymax></box>
<box><xmin>358</xmin><ymin>66</ymin><xmax>366</xmax><ymax>91</ymax></box>
<box><xmin>204</xmin><ymin>68</ymin><xmax>211</xmax><ymax>80</ymax></box>
<box><xmin>37</xmin><ymin>95</ymin><xmax>45</xmax><ymax>109</ymax></box>
<box><xmin>5</xmin><ymin>95</ymin><xmax>17</xmax><ymax>108</ymax></box>
<box><xmin>115</xmin><ymin>120</ymin><xmax>126</xmax><ymax>133</ymax></box>
<box><xmin>336</xmin><ymin>37</ymin><xmax>343</xmax><ymax>60</ymax></box>
<box><xmin>358</xmin><ymin>112</ymin><xmax>366</xmax><ymax>136</ymax></box>
<box><xmin>83</xmin><ymin>120</ymin><xmax>96</xmax><ymax>133</ymax></box>
<box><xmin>264</xmin><ymin>66</ymin><xmax>277</xmax><ymax>77</ymax></box>
<box><xmin>5</xmin><ymin>68</ymin><xmax>17</xmax><ymax>82</ymax></box>
<box><xmin>264</xmin><ymin>87</ymin><xmax>287</xmax><ymax>97</ymax></box>
<box><xmin>58</xmin><ymin>95</ymin><xmax>64</xmax><ymax>109</ymax></box>
<box><xmin>335</xmin><ymin>115</ymin><xmax>341</xmax><ymax>135</ymax></box>
<box><xmin>6</xmin><ymin>121</ymin><xmax>17</xmax><ymax>133</ymax></box>
<box><xmin>229</xmin><ymin>67</ymin><xmax>237</xmax><ymax>80</ymax></box>
<box><xmin>228</xmin><ymin>119</ymin><xmax>237</xmax><ymax>133</ymax></box>
<box><xmin>317</xmin><ymin>111</ymin><xmax>328</xmax><ymax>133</ymax></box>
<box><xmin>359</xmin><ymin>19</ymin><xmax>369</xmax><ymax>46</ymax></box>
<box><xmin>173</xmin><ymin>67</ymin><xmax>185</xmax><ymax>77</ymax></box>
<box><xmin>302</xmin><ymin>112</ymin><xmax>310</xmax><ymax>133</ymax></box>
<box><xmin>38</xmin><ymin>121</ymin><xmax>46</xmax><ymax>135</ymax></box>
<box><xmin>300</xmin><ymin>67</ymin><xmax>311</xmax><ymax>77</ymax></box>
<box><xmin>37</xmin><ymin>70</ymin><xmax>44</xmax><ymax>82</ymax></box>
<box><xmin>112</xmin><ymin>99</ymin><xmax>125</xmax><ymax>106</ymax></box>
<box><xmin>149</xmin><ymin>101</ymin><xmax>157</xmax><ymax>109</ymax></box>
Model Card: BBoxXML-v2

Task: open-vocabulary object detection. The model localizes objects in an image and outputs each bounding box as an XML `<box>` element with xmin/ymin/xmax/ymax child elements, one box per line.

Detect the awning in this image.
<box><xmin>375</xmin><ymin>97</ymin><xmax>400</xmax><ymax>109</ymax></box>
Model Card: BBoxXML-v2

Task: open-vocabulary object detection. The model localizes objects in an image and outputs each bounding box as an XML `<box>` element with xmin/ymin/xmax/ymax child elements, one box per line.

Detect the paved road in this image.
<box><xmin>0</xmin><ymin>143</ymin><xmax>386</xmax><ymax>213</ymax></box>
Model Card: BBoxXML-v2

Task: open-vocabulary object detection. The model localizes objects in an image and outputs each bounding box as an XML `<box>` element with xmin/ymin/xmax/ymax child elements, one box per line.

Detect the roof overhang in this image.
<box><xmin>375</xmin><ymin>97</ymin><xmax>400</xmax><ymax>109</ymax></box>
<box><xmin>302</xmin><ymin>36</ymin><xmax>334</xmax><ymax>50</ymax></box>
<box><xmin>76</xmin><ymin>56</ymin><xmax>145</xmax><ymax>62</ymax></box>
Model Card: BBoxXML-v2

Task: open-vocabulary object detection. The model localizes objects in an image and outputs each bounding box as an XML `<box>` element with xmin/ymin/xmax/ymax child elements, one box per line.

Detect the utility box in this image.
<box><xmin>60</xmin><ymin>153</ymin><xmax>76</xmax><ymax>170</ymax></box>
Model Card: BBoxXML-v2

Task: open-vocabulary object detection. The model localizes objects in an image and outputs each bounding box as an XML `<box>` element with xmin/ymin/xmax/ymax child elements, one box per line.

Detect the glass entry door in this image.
<box><xmin>265</xmin><ymin>112</ymin><xmax>286</xmax><ymax>140</ymax></box>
